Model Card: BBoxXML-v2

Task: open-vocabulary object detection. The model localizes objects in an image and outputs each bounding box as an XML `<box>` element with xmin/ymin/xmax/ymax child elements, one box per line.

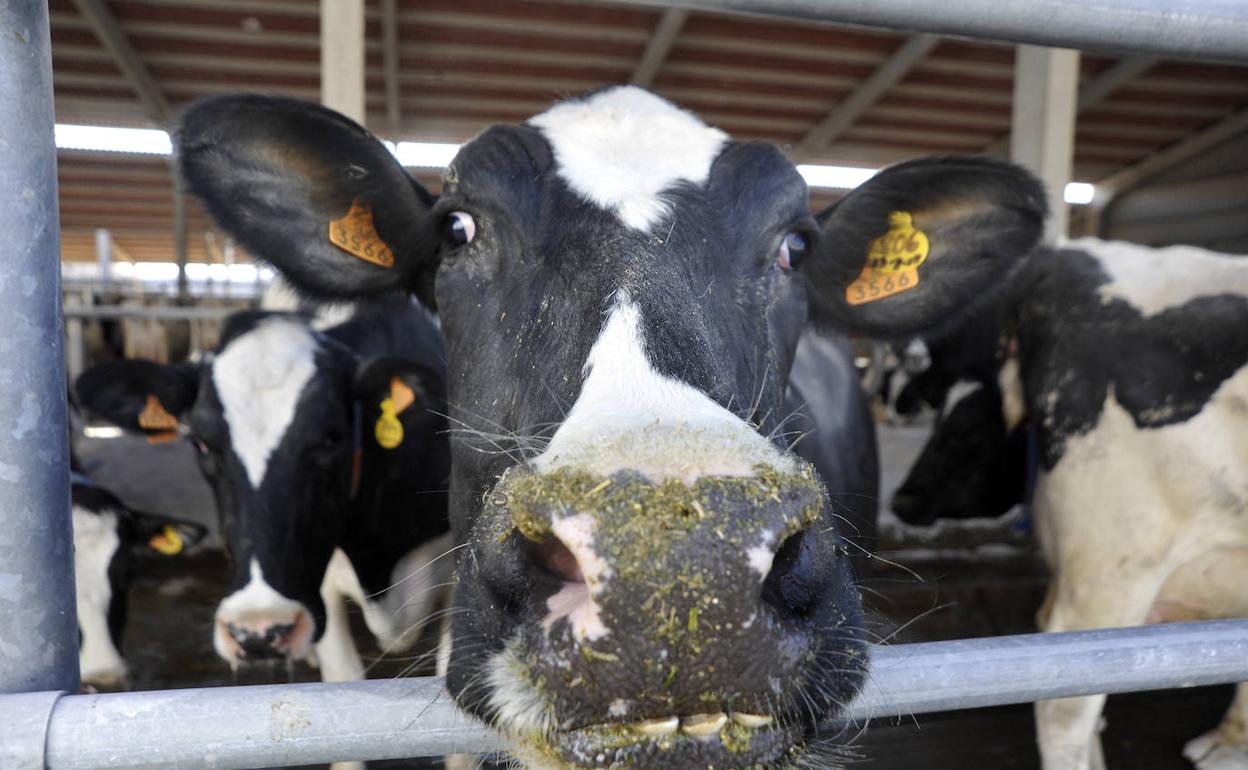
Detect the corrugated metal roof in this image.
<box><xmin>50</xmin><ymin>0</ymin><xmax>1248</xmax><ymax>263</ymax></box>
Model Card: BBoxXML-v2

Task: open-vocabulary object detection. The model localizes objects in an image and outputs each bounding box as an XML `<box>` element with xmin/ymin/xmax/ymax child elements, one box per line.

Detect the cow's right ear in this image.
<box><xmin>75</xmin><ymin>360</ymin><xmax>199</xmax><ymax>434</ymax></box>
<box><xmin>178</xmin><ymin>95</ymin><xmax>440</xmax><ymax>307</ymax></box>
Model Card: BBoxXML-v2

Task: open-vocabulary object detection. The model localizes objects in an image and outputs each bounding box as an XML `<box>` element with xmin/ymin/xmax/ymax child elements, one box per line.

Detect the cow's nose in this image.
<box><xmin>227</xmin><ymin>621</ymin><xmax>296</xmax><ymax>659</ymax></box>
<box><xmin>491</xmin><ymin>462</ymin><xmax>851</xmax><ymax>720</ymax></box>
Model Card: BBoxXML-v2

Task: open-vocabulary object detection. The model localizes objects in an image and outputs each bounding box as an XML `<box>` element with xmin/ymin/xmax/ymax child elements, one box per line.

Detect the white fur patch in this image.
<box><xmin>528</xmin><ymin>86</ymin><xmax>727</xmax><ymax>232</ymax></box>
<box><xmin>533</xmin><ymin>297</ymin><xmax>791</xmax><ymax>482</ymax></box>
<box><xmin>998</xmin><ymin>357</ymin><xmax>1026</xmax><ymax>430</ymax></box>
<box><xmin>942</xmin><ymin>379</ymin><xmax>984</xmax><ymax>419</ymax></box>
<box><xmin>746</xmin><ymin>529</ymin><xmax>778</xmax><ymax>582</ymax></box>
<box><xmin>214</xmin><ymin>559</ymin><xmax>313</xmax><ymax>661</ymax></box>
<box><xmin>541</xmin><ymin>513</ymin><xmax>611</xmax><ymax>642</ymax></box>
<box><xmin>485</xmin><ymin>640</ymin><xmax>555</xmax><ymax>736</ymax></box>
<box><xmin>212</xmin><ymin>317</ymin><xmax>319</xmax><ymax>487</ymax></box>
<box><xmin>1071</xmin><ymin>237</ymin><xmax>1248</xmax><ymax>318</ymax></box>
<box><xmin>73</xmin><ymin>506</ymin><xmax>127</xmax><ymax>686</ymax></box>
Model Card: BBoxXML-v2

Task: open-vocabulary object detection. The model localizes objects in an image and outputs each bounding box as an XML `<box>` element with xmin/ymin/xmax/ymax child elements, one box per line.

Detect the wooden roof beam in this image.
<box><xmin>631</xmin><ymin>8</ymin><xmax>689</xmax><ymax>88</ymax></box>
<box><xmin>790</xmin><ymin>34</ymin><xmax>939</xmax><ymax>163</ymax></box>
<box><xmin>69</xmin><ymin>0</ymin><xmax>173</xmax><ymax>126</ymax></box>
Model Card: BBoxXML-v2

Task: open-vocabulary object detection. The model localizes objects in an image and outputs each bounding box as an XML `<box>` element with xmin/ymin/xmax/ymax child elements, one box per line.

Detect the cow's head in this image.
<box><xmin>888</xmin><ymin>307</ymin><xmax>1031</xmax><ymax>526</ymax></box>
<box><xmin>75</xmin><ymin>310</ymin><xmax>446</xmax><ymax>668</ymax></box>
<box><xmin>176</xmin><ymin>87</ymin><xmax>1044</xmax><ymax>768</ymax></box>
<box><xmin>71</xmin><ymin>481</ymin><xmax>208</xmax><ymax>687</ymax></box>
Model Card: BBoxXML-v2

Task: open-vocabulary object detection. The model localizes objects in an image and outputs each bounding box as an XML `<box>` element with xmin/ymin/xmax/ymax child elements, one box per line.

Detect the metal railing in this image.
<box><xmin>4</xmin><ymin>620</ymin><xmax>1247</xmax><ymax>769</ymax></box>
<box><xmin>5</xmin><ymin>0</ymin><xmax>1248</xmax><ymax>768</ymax></box>
<box><xmin>592</xmin><ymin>0</ymin><xmax>1248</xmax><ymax>64</ymax></box>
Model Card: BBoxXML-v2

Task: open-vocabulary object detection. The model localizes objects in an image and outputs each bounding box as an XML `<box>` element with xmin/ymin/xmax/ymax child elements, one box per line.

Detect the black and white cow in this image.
<box><xmin>76</xmin><ymin>303</ymin><xmax>453</xmax><ymax>682</ymax></box>
<box><xmin>889</xmin><ymin>237</ymin><xmax>1248</xmax><ymax>770</ymax></box>
<box><xmin>174</xmin><ymin>87</ymin><xmax>1045</xmax><ymax>769</ymax></box>
<box><xmin>71</xmin><ymin>471</ymin><xmax>207</xmax><ymax>687</ymax></box>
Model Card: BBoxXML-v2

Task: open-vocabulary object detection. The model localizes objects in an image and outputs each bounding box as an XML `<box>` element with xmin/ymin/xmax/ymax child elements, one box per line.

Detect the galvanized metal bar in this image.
<box><xmin>590</xmin><ymin>0</ymin><xmax>1248</xmax><ymax>64</ymax></box>
<box><xmin>631</xmin><ymin>8</ymin><xmax>689</xmax><ymax>88</ymax></box>
<box><xmin>0</xmin><ymin>0</ymin><xmax>80</xmax><ymax>695</ymax></box>
<box><xmin>62</xmin><ymin>304</ymin><xmax>237</xmax><ymax>321</ymax></box>
<box><xmin>17</xmin><ymin>620</ymin><xmax>1248</xmax><ymax>769</ymax></box>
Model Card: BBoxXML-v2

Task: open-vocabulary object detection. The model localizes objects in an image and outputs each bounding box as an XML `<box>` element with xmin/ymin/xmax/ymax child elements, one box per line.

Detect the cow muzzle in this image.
<box><xmin>469</xmin><ymin>460</ymin><xmax>867</xmax><ymax>768</ymax></box>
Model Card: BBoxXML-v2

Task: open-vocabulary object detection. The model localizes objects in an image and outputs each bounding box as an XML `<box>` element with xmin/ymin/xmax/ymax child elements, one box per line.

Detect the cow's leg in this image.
<box><xmin>315</xmin><ymin>550</ymin><xmax>365</xmax><ymax>683</ymax></box>
<box><xmin>1184</xmin><ymin>682</ymin><xmax>1248</xmax><ymax>770</ymax></box>
<box><xmin>1036</xmin><ymin>565</ymin><xmax>1170</xmax><ymax>770</ymax></box>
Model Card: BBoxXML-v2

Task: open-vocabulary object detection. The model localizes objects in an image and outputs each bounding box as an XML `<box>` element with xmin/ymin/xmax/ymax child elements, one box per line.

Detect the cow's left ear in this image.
<box><xmin>178</xmin><ymin>95</ymin><xmax>441</xmax><ymax>308</ymax></box>
<box><xmin>802</xmin><ymin>156</ymin><xmax>1046</xmax><ymax>338</ymax></box>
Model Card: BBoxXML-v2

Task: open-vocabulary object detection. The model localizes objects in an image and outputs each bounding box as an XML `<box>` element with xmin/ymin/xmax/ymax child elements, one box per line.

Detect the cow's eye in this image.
<box><xmin>777</xmin><ymin>232</ymin><xmax>807</xmax><ymax>270</ymax></box>
<box><xmin>444</xmin><ymin>211</ymin><xmax>475</xmax><ymax>246</ymax></box>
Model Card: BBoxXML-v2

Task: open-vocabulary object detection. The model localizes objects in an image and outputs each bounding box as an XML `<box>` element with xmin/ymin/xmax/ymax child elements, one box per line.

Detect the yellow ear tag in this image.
<box><xmin>375</xmin><ymin>398</ymin><xmax>404</xmax><ymax>449</ymax></box>
<box><xmin>846</xmin><ymin>211</ymin><xmax>929</xmax><ymax>306</ymax></box>
<box><xmin>329</xmin><ymin>198</ymin><xmax>395</xmax><ymax>269</ymax></box>
<box><xmin>149</xmin><ymin>525</ymin><xmax>183</xmax><ymax>555</ymax></box>
<box><xmin>138</xmin><ymin>394</ymin><xmax>178</xmax><ymax>430</ymax></box>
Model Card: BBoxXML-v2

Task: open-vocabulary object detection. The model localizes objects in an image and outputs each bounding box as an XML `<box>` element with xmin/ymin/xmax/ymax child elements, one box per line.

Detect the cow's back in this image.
<box><xmin>1023</xmin><ymin>240</ymin><xmax>1248</xmax><ymax>619</ymax></box>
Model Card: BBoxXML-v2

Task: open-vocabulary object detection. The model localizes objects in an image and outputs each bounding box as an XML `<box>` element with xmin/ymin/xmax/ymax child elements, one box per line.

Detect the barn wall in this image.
<box><xmin>1102</xmin><ymin>131</ymin><xmax>1248</xmax><ymax>254</ymax></box>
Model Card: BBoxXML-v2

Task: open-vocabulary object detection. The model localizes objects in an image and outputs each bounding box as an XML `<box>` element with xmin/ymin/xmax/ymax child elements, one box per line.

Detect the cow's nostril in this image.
<box><xmin>760</xmin><ymin>529</ymin><xmax>822</xmax><ymax>619</ymax></box>
<box><xmin>523</xmin><ymin>537</ymin><xmax>585</xmax><ymax>584</ymax></box>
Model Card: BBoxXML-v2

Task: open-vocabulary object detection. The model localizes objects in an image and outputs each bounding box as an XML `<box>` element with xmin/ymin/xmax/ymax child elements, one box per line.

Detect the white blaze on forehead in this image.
<box><xmin>73</xmin><ymin>506</ymin><xmax>128</xmax><ymax>685</ymax></box>
<box><xmin>528</xmin><ymin>86</ymin><xmax>728</xmax><ymax>232</ymax></box>
<box><xmin>542</xmin><ymin>512</ymin><xmax>612</xmax><ymax>642</ymax></box>
<box><xmin>212</xmin><ymin>317</ymin><xmax>319</xmax><ymax>487</ymax></box>
<box><xmin>533</xmin><ymin>298</ymin><xmax>792</xmax><ymax>482</ymax></box>
<box><xmin>1073</xmin><ymin>237</ymin><xmax>1248</xmax><ymax>318</ymax></box>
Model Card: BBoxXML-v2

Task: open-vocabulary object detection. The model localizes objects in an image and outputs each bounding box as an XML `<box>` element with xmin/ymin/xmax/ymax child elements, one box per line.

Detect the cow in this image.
<box><xmin>173</xmin><ymin>86</ymin><xmax>1047</xmax><ymax>769</ymax></box>
<box><xmin>75</xmin><ymin>303</ymin><xmax>454</xmax><ymax>683</ymax></box>
<box><xmin>888</xmin><ymin>237</ymin><xmax>1248</xmax><ymax>770</ymax></box>
<box><xmin>71</xmin><ymin>470</ymin><xmax>208</xmax><ymax>687</ymax></box>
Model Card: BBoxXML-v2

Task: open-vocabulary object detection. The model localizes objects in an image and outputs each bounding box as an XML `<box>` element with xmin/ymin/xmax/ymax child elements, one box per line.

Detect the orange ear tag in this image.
<box><xmin>845</xmin><ymin>211</ymin><xmax>929</xmax><ymax>306</ymax></box>
<box><xmin>148</xmin><ymin>525</ymin><xmax>184</xmax><ymax>555</ymax></box>
<box><xmin>147</xmin><ymin>430</ymin><xmax>180</xmax><ymax>445</ymax></box>
<box><xmin>329</xmin><ymin>199</ymin><xmax>395</xmax><ymax>269</ymax></box>
<box><xmin>389</xmin><ymin>377</ymin><xmax>416</xmax><ymax>416</ymax></box>
<box><xmin>138</xmin><ymin>394</ymin><xmax>178</xmax><ymax>430</ymax></box>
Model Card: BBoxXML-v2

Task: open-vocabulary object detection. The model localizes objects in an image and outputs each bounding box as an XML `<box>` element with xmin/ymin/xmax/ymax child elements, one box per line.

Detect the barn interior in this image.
<box><xmin>36</xmin><ymin>0</ymin><xmax>1248</xmax><ymax>768</ymax></box>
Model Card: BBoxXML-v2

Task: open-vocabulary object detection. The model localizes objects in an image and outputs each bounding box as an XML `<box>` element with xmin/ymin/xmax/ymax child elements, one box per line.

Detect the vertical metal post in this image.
<box><xmin>1010</xmin><ymin>45</ymin><xmax>1079</xmax><ymax>242</ymax></box>
<box><xmin>321</xmin><ymin>0</ymin><xmax>366</xmax><ymax>124</ymax></box>
<box><xmin>172</xmin><ymin>163</ymin><xmax>189</xmax><ymax>300</ymax></box>
<box><xmin>95</xmin><ymin>227</ymin><xmax>112</xmax><ymax>290</ymax></box>
<box><xmin>0</xmin><ymin>0</ymin><xmax>80</xmax><ymax>694</ymax></box>
<box><xmin>64</xmin><ymin>292</ymin><xmax>85</xmax><ymax>384</ymax></box>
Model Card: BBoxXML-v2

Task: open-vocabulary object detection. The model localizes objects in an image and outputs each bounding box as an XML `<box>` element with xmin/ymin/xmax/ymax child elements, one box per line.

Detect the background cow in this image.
<box><xmin>887</xmin><ymin>237</ymin><xmax>1248</xmax><ymax>770</ymax></box>
<box><xmin>71</xmin><ymin>471</ymin><xmax>207</xmax><ymax>687</ymax></box>
<box><xmin>77</xmin><ymin>303</ymin><xmax>453</xmax><ymax>683</ymax></box>
<box><xmin>174</xmin><ymin>86</ymin><xmax>1045</xmax><ymax>770</ymax></box>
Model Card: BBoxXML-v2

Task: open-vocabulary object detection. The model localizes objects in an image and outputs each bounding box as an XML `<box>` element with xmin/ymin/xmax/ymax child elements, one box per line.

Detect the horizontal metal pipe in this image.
<box><xmin>61</xmin><ymin>304</ymin><xmax>238</xmax><ymax>321</ymax></box>
<box><xmin>17</xmin><ymin>619</ymin><xmax>1248</xmax><ymax>770</ymax></box>
<box><xmin>590</xmin><ymin>0</ymin><xmax>1248</xmax><ymax>64</ymax></box>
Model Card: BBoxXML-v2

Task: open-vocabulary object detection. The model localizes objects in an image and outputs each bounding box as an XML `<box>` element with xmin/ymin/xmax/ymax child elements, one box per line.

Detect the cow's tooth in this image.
<box><xmin>632</xmin><ymin>716</ymin><xmax>679</xmax><ymax>736</ymax></box>
<box><xmin>732</xmin><ymin>713</ymin><xmax>773</xmax><ymax>728</ymax></box>
<box><xmin>681</xmin><ymin>713</ymin><xmax>728</xmax><ymax>737</ymax></box>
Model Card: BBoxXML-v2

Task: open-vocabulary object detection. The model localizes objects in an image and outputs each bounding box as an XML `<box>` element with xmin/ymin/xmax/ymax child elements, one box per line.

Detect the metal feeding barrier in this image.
<box><xmin>3</xmin><ymin>0</ymin><xmax>1248</xmax><ymax>768</ymax></box>
<box><xmin>4</xmin><ymin>620</ymin><xmax>1248</xmax><ymax>769</ymax></box>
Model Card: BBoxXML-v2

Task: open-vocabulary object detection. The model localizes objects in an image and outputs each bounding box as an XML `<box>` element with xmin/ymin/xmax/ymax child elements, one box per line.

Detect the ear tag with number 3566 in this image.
<box><xmin>846</xmin><ymin>211</ymin><xmax>929</xmax><ymax>306</ymax></box>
